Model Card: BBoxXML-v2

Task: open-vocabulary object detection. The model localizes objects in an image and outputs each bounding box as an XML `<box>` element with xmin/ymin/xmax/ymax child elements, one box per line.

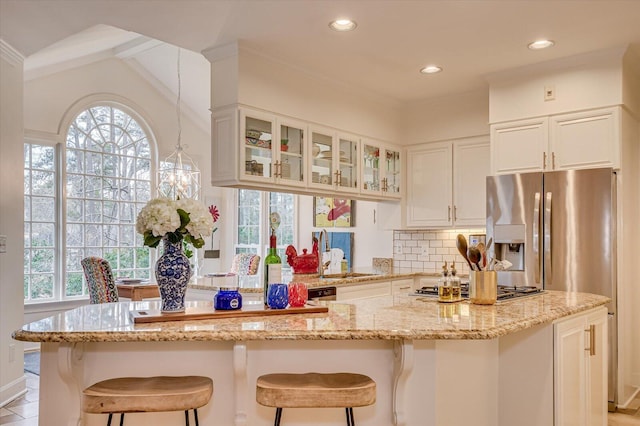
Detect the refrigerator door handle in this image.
<box><xmin>544</xmin><ymin>191</ymin><xmax>552</xmax><ymax>286</ymax></box>
<box><xmin>533</xmin><ymin>192</ymin><xmax>541</xmax><ymax>284</ymax></box>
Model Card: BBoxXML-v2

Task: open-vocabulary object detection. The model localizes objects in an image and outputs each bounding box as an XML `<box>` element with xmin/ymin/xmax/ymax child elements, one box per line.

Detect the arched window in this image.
<box><xmin>24</xmin><ymin>104</ymin><xmax>154</xmax><ymax>302</ymax></box>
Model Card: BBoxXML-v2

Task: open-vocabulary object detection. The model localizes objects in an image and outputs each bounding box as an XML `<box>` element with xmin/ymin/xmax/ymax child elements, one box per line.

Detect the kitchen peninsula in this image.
<box><xmin>13</xmin><ymin>290</ymin><xmax>608</xmax><ymax>426</ymax></box>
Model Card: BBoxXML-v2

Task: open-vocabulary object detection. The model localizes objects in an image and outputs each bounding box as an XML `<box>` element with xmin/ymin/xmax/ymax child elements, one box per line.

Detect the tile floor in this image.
<box><xmin>1</xmin><ymin>366</ymin><xmax>640</xmax><ymax>425</ymax></box>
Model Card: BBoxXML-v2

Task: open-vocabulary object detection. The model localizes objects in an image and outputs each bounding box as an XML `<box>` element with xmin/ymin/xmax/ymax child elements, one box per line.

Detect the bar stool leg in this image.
<box><xmin>107</xmin><ymin>413</ymin><xmax>113</xmax><ymax>426</ymax></box>
<box><xmin>185</xmin><ymin>410</ymin><xmax>190</xmax><ymax>426</ymax></box>
<box><xmin>345</xmin><ymin>407</ymin><xmax>355</xmax><ymax>426</ymax></box>
<box><xmin>119</xmin><ymin>413</ymin><xmax>124</xmax><ymax>426</ymax></box>
<box><xmin>274</xmin><ymin>407</ymin><xmax>283</xmax><ymax>426</ymax></box>
<box><xmin>194</xmin><ymin>409</ymin><xmax>200</xmax><ymax>426</ymax></box>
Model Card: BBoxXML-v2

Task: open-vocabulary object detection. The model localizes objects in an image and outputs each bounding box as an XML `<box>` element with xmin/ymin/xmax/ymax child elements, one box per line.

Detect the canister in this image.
<box><xmin>469</xmin><ymin>271</ymin><xmax>497</xmax><ymax>305</ymax></box>
<box><xmin>214</xmin><ymin>287</ymin><xmax>243</xmax><ymax>310</ymax></box>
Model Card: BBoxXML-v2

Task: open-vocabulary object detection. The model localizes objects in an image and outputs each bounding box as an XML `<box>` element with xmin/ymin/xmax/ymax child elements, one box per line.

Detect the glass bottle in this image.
<box><xmin>263</xmin><ymin>230</ymin><xmax>282</xmax><ymax>305</ymax></box>
<box><xmin>450</xmin><ymin>261</ymin><xmax>462</xmax><ymax>301</ymax></box>
<box><xmin>438</xmin><ymin>261</ymin><xmax>453</xmax><ymax>302</ymax></box>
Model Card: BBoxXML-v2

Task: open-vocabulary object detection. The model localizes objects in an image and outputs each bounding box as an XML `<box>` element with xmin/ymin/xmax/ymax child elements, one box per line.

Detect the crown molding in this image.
<box><xmin>0</xmin><ymin>39</ymin><xmax>24</xmax><ymax>67</ymax></box>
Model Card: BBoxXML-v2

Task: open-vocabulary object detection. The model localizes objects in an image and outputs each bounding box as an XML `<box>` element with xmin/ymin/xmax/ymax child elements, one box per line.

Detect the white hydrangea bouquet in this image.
<box><xmin>136</xmin><ymin>197</ymin><xmax>214</xmax><ymax>249</ymax></box>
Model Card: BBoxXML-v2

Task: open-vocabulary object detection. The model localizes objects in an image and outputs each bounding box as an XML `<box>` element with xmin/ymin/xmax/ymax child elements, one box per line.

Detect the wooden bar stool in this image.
<box><xmin>82</xmin><ymin>375</ymin><xmax>213</xmax><ymax>426</ymax></box>
<box><xmin>256</xmin><ymin>372</ymin><xmax>376</xmax><ymax>426</ymax></box>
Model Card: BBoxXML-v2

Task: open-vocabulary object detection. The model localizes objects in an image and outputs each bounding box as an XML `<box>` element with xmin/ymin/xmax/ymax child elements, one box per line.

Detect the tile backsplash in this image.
<box><xmin>393</xmin><ymin>228</ymin><xmax>486</xmax><ymax>275</ymax></box>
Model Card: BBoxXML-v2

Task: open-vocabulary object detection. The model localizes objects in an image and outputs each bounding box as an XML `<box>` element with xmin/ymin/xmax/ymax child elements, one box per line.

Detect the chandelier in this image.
<box><xmin>157</xmin><ymin>48</ymin><xmax>201</xmax><ymax>200</ymax></box>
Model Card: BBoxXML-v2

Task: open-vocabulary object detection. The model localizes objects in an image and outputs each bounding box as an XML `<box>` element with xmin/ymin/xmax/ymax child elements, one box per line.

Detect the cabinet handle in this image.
<box><xmin>333</xmin><ymin>170</ymin><xmax>340</xmax><ymax>186</ymax></box>
<box><xmin>382</xmin><ymin>178</ymin><xmax>387</xmax><ymax>192</ymax></box>
<box><xmin>585</xmin><ymin>325</ymin><xmax>596</xmax><ymax>356</ymax></box>
<box><xmin>552</xmin><ymin>152</ymin><xmax>556</xmax><ymax>170</ymax></box>
<box><xmin>453</xmin><ymin>205</ymin><xmax>457</xmax><ymax>221</ymax></box>
<box><xmin>274</xmin><ymin>161</ymin><xmax>281</xmax><ymax>178</ymax></box>
<box><xmin>543</xmin><ymin>152</ymin><xmax>547</xmax><ymax>169</ymax></box>
<box><xmin>448</xmin><ymin>206</ymin><xmax>451</xmax><ymax>221</ymax></box>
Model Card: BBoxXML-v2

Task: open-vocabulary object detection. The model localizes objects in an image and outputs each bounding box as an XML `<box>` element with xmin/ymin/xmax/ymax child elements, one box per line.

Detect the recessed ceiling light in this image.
<box><xmin>420</xmin><ymin>65</ymin><xmax>443</xmax><ymax>74</ymax></box>
<box><xmin>528</xmin><ymin>40</ymin><xmax>555</xmax><ymax>50</ymax></box>
<box><xmin>329</xmin><ymin>19</ymin><xmax>357</xmax><ymax>32</ymax></box>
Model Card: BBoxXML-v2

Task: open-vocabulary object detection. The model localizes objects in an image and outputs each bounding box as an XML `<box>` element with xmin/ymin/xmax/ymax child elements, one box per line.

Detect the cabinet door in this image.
<box><xmin>240</xmin><ymin>109</ymin><xmax>276</xmax><ymax>182</ymax></box>
<box><xmin>491</xmin><ymin>118</ymin><xmax>548</xmax><ymax>174</ymax></box>
<box><xmin>361</xmin><ymin>142</ymin><xmax>382</xmax><ymax>196</ymax></box>
<box><xmin>586</xmin><ymin>309</ymin><xmax>607</xmax><ymax>426</ymax></box>
<box><xmin>277</xmin><ymin>118</ymin><xmax>306</xmax><ymax>187</ymax></box>
<box><xmin>453</xmin><ymin>138</ymin><xmax>490</xmax><ymax>227</ymax></box>
<box><xmin>550</xmin><ymin>107</ymin><xmax>619</xmax><ymax>171</ymax></box>
<box><xmin>382</xmin><ymin>146</ymin><xmax>402</xmax><ymax>199</ymax></box>
<box><xmin>336</xmin><ymin>281</ymin><xmax>391</xmax><ymax>301</ymax></box>
<box><xmin>555</xmin><ymin>314</ymin><xmax>588</xmax><ymax>426</ymax></box>
<box><xmin>309</xmin><ymin>126</ymin><xmax>335</xmax><ymax>190</ymax></box>
<box><xmin>336</xmin><ymin>133</ymin><xmax>360</xmax><ymax>194</ymax></box>
<box><xmin>211</xmin><ymin>107</ymin><xmax>239</xmax><ymax>185</ymax></box>
<box><xmin>406</xmin><ymin>142</ymin><xmax>452</xmax><ymax>227</ymax></box>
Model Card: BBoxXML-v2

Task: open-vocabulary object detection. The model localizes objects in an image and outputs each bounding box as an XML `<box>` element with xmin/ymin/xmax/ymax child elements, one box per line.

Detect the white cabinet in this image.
<box><xmin>491</xmin><ymin>107</ymin><xmax>620</xmax><ymax>174</ymax></box>
<box><xmin>406</xmin><ymin>136</ymin><xmax>490</xmax><ymax>228</ymax></box>
<box><xmin>308</xmin><ymin>126</ymin><xmax>360</xmax><ymax>195</ymax></box>
<box><xmin>361</xmin><ymin>140</ymin><xmax>402</xmax><ymax>200</ymax></box>
<box><xmin>336</xmin><ymin>281</ymin><xmax>391</xmax><ymax>301</ymax></box>
<box><xmin>212</xmin><ymin>106</ymin><xmax>402</xmax><ymax>201</ymax></box>
<box><xmin>554</xmin><ymin>306</ymin><xmax>607</xmax><ymax>426</ymax></box>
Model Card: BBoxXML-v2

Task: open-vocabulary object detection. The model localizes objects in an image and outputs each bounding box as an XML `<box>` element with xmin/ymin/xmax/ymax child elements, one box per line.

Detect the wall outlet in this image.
<box><xmin>421</xmin><ymin>244</ymin><xmax>428</xmax><ymax>256</ymax></box>
<box><xmin>0</xmin><ymin>235</ymin><xmax>6</xmax><ymax>253</ymax></box>
<box><xmin>544</xmin><ymin>85</ymin><xmax>555</xmax><ymax>101</ymax></box>
<box><xmin>394</xmin><ymin>243</ymin><xmax>403</xmax><ymax>254</ymax></box>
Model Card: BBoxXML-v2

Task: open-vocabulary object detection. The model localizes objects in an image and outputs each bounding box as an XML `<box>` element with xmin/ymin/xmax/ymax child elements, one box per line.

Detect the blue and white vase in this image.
<box><xmin>155</xmin><ymin>237</ymin><xmax>192</xmax><ymax>313</ymax></box>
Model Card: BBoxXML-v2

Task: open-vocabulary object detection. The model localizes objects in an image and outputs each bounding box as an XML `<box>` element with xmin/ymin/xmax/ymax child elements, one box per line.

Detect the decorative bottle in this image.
<box><xmin>438</xmin><ymin>261</ymin><xmax>453</xmax><ymax>302</ymax></box>
<box><xmin>450</xmin><ymin>261</ymin><xmax>462</xmax><ymax>301</ymax></box>
<box><xmin>264</xmin><ymin>230</ymin><xmax>282</xmax><ymax>305</ymax></box>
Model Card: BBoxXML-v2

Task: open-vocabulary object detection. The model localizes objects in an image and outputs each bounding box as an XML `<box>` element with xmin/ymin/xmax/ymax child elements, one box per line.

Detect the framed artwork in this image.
<box><xmin>313</xmin><ymin>197</ymin><xmax>355</xmax><ymax>228</ymax></box>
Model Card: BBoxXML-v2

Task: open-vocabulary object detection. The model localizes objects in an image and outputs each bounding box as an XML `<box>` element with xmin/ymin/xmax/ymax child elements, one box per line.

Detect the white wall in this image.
<box><xmin>0</xmin><ymin>40</ymin><xmax>27</xmax><ymax>407</ymax></box>
<box><xmin>401</xmin><ymin>89</ymin><xmax>490</xmax><ymax>144</ymax></box>
<box><xmin>487</xmin><ymin>47</ymin><xmax>626</xmax><ymax>124</ymax></box>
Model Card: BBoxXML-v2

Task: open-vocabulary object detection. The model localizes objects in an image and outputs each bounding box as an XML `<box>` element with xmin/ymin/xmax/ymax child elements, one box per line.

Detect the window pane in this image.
<box><xmin>31</xmin><ymin>274</ymin><xmax>54</xmax><ymax>299</ymax></box>
<box><xmin>31</xmin><ymin>145</ymin><xmax>54</xmax><ymax>170</ymax></box>
<box><xmin>31</xmin><ymin>197</ymin><xmax>55</xmax><ymax>222</ymax></box>
<box><xmin>31</xmin><ymin>171</ymin><xmax>55</xmax><ymax>196</ymax></box>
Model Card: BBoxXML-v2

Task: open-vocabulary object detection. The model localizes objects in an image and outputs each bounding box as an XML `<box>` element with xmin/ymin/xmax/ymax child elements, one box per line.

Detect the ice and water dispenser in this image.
<box><xmin>492</xmin><ymin>224</ymin><xmax>525</xmax><ymax>271</ymax></box>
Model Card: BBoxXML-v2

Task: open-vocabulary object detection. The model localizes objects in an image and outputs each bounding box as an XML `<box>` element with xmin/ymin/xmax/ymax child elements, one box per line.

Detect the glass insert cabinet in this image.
<box><xmin>233</xmin><ymin>108</ymin><xmax>401</xmax><ymax>199</ymax></box>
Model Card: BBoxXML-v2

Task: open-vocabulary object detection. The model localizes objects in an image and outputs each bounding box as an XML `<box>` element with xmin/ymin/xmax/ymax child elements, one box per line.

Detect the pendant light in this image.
<box><xmin>157</xmin><ymin>47</ymin><xmax>201</xmax><ymax>200</ymax></box>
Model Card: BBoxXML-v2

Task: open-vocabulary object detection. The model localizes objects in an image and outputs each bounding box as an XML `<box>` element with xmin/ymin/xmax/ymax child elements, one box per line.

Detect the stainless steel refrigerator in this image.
<box><xmin>486</xmin><ymin>167</ymin><xmax>617</xmax><ymax>410</ymax></box>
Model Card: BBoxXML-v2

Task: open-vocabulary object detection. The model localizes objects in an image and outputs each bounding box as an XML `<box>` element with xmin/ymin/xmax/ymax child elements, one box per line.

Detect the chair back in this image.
<box><xmin>81</xmin><ymin>257</ymin><xmax>119</xmax><ymax>304</ymax></box>
<box><xmin>230</xmin><ymin>253</ymin><xmax>261</xmax><ymax>276</ymax></box>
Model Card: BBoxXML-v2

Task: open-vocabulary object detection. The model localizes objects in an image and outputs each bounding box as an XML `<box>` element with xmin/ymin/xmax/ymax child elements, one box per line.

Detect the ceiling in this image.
<box><xmin>2</xmin><ymin>0</ymin><xmax>640</xmax><ymax>122</ymax></box>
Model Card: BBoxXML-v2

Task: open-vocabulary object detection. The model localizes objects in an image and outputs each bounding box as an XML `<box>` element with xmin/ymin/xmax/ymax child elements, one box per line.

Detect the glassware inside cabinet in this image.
<box><xmin>384</xmin><ymin>148</ymin><xmax>401</xmax><ymax>194</ymax></box>
<box><xmin>338</xmin><ymin>136</ymin><xmax>358</xmax><ymax>189</ymax></box>
<box><xmin>244</xmin><ymin>116</ymin><xmax>272</xmax><ymax>178</ymax></box>
<box><xmin>279</xmin><ymin>124</ymin><xmax>304</xmax><ymax>183</ymax></box>
<box><xmin>311</xmin><ymin>130</ymin><xmax>333</xmax><ymax>186</ymax></box>
<box><xmin>362</xmin><ymin>144</ymin><xmax>380</xmax><ymax>191</ymax></box>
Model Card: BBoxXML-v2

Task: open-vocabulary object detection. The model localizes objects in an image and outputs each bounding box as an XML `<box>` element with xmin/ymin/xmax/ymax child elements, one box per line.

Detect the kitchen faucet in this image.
<box><xmin>317</xmin><ymin>229</ymin><xmax>331</xmax><ymax>277</ymax></box>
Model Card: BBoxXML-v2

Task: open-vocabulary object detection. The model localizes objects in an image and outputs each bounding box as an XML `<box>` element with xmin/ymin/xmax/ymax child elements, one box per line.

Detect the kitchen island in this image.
<box><xmin>13</xmin><ymin>291</ymin><xmax>608</xmax><ymax>426</ymax></box>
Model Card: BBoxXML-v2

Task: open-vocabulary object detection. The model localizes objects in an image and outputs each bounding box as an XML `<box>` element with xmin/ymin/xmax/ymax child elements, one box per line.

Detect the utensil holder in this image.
<box><xmin>469</xmin><ymin>271</ymin><xmax>497</xmax><ymax>305</ymax></box>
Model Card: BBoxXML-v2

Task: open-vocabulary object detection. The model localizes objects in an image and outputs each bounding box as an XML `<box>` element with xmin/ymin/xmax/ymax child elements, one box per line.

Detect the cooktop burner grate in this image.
<box><xmin>413</xmin><ymin>283</ymin><xmax>543</xmax><ymax>301</ymax></box>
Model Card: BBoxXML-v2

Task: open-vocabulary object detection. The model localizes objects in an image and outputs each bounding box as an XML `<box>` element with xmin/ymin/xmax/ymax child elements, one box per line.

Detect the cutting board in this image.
<box><xmin>130</xmin><ymin>304</ymin><xmax>328</xmax><ymax>324</ymax></box>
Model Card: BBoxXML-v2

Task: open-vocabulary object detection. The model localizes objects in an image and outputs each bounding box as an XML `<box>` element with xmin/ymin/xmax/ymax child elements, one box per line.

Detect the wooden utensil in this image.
<box><xmin>477</xmin><ymin>242</ymin><xmax>487</xmax><ymax>269</ymax></box>
<box><xmin>456</xmin><ymin>234</ymin><xmax>473</xmax><ymax>269</ymax></box>
<box><xmin>467</xmin><ymin>246</ymin><xmax>483</xmax><ymax>271</ymax></box>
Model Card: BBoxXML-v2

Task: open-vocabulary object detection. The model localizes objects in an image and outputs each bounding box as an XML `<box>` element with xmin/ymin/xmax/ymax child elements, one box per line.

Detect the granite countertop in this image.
<box><xmin>13</xmin><ymin>290</ymin><xmax>608</xmax><ymax>343</ymax></box>
<box><xmin>190</xmin><ymin>268</ymin><xmax>440</xmax><ymax>293</ymax></box>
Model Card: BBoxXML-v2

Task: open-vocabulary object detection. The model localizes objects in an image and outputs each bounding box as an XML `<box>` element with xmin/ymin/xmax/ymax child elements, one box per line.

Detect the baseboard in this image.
<box><xmin>618</xmin><ymin>386</ymin><xmax>640</xmax><ymax>409</ymax></box>
<box><xmin>0</xmin><ymin>374</ymin><xmax>27</xmax><ymax>408</ymax></box>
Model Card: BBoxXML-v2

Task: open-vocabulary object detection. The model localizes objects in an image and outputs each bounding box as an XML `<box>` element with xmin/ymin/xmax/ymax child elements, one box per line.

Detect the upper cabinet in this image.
<box><xmin>491</xmin><ymin>107</ymin><xmax>620</xmax><ymax>175</ymax></box>
<box><xmin>360</xmin><ymin>140</ymin><xmax>402</xmax><ymax>200</ymax></box>
<box><xmin>212</xmin><ymin>106</ymin><xmax>403</xmax><ymax>201</ymax></box>
<box><xmin>308</xmin><ymin>127</ymin><xmax>360</xmax><ymax>195</ymax></box>
<box><xmin>406</xmin><ymin>136</ymin><xmax>490</xmax><ymax>228</ymax></box>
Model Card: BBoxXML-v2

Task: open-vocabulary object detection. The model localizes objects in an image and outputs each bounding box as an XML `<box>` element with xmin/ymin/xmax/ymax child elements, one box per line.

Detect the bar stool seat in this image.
<box><xmin>83</xmin><ymin>375</ymin><xmax>213</xmax><ymax>425</ymax></box>
<box><xmin>256</xmin><ymin>372</ymin><xmax>375</xmax><ymax>425</ymax></box>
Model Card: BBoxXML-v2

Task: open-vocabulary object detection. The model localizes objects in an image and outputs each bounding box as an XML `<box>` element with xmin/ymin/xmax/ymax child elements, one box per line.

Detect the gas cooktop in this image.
<box><xmin>413</xmin><ymin>282</ymin><xmax>543</xmax><ymax>301</ymax></box>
